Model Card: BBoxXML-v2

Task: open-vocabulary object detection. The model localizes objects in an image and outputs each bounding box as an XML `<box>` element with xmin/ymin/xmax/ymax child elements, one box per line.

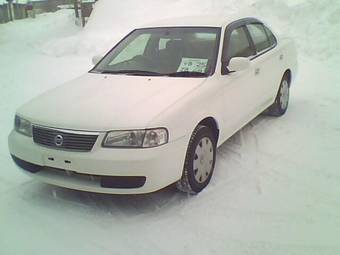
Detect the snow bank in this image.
<box><xmin>85</xmin><ymin>0</ymin><xmax>241</xmax><ymax>33</ymax></box>
<box><xmin>38</xmin><ymin>0</ymin><xmax>340</xmax><ymax>62</ymax></box>
<box><xmin>252</xmin><ymin>0</ymin><xmax>340</xmax><ymax>61</ymax></box>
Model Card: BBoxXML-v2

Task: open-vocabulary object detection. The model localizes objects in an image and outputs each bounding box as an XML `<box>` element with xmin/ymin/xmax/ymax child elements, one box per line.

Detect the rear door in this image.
<box><xmin>246</xmin><ymin>23</ymin><xmax>282</xmax><ymax>108</ymax></box>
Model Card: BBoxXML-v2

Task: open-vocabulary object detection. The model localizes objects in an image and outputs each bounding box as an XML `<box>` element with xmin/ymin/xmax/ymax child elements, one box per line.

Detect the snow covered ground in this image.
<box><xmin>1</xmin><ymin>1</ymin><xmax>340</xmax><ymax>254</ymax></box>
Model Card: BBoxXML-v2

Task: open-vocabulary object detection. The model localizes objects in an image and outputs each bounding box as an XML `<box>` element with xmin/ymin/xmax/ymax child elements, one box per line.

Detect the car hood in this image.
<box><xmin>18</xmin><ymin>73</ymin><xmax>206</xmax><ymax>131</ymax></box>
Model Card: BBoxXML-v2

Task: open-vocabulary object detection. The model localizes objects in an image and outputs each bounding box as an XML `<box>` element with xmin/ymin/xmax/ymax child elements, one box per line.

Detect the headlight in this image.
<box><xmin>102</xmin><ymin>128</ymin><xmax>168</xmax><ymax>148</ymax></box>
<box><xmin>14</xmin><ymin>115</ymin><xmax>32</xmax><ymax>137</ymax></box>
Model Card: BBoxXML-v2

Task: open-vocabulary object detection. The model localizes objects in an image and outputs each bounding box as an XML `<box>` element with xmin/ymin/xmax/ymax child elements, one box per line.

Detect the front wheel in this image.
<box><xmin>176</xmin><ymin>125</ymin><xmax>216</xmax><ymax>194</ymax></box>
<box><xmin>266</xmin><ymin>75</ymin><xmax>290</xmax><ymax>116</ymax></box>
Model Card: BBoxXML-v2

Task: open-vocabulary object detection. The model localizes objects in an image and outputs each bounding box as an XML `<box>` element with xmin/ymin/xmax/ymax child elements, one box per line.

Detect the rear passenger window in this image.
<box><xmin>247</xmin><ymin>23</ymin><xmax>271</xmax><ymax>52</ymax></box>
<box><xmin>264</xmin><ymin>26</ymin><xmax>277</xmax><ymax>46</ymax></box>
<box><xmin>228</xmin><ymin>27</ymin><xmax>254</xmax><ymax>59</ymax></box>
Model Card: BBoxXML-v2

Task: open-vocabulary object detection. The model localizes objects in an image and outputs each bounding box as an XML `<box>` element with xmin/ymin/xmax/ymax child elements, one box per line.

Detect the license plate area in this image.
<box><xmin>43</xmin><ymin>155</ymin><xmax>74</xmax><ymax>170</ymax></box>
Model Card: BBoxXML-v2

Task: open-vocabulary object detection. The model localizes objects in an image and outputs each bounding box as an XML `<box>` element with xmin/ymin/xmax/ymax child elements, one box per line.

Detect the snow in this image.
<box><xmin>1</xmin><ymin>1</ymin><xmax>340</xmax><ymax>254</ymax></box>
<box><xmin>0</xmin><ymin>0</ymin><xmax>44</xmax><ymax>4</ymax></box>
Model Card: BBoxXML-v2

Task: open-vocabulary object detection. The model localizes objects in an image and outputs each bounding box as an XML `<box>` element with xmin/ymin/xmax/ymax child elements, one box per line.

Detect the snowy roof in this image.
<box><xmin>141</xmin><ymin>13</ymin><xmax>255</xmax><ymax>28</ymax></box>
<box><xmin>0</xmin><ymin>0</ymin><xmax>47</xmax><ymax>4</ymax></box>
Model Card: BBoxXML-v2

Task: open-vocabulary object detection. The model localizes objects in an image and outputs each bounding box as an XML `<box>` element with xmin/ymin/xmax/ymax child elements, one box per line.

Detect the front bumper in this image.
<box><xmin>8</xmin><ymin>130</ymin><xmax>188</xmax><ymax>194</ymax></box>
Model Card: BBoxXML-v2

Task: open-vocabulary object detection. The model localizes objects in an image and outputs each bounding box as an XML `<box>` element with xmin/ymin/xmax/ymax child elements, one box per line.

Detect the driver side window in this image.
<box><xmin>228</xmin><ymin>27</ymin><xmax>254</xmax><ymax>60</ymax></box>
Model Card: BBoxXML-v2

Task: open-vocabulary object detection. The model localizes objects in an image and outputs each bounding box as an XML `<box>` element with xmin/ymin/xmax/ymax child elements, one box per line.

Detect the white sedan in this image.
<box><xmin>8</xmin><ymin>15</ymin><xmax>297</xmax><ymax>194</ymax></box>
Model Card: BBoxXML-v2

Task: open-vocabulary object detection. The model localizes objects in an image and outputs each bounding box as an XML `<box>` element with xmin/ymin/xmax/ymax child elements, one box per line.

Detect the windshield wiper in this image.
<box><xmin>99</xmin><ymin>70</ymin><xmax>163</xmax><ymax>76</ymax></box>
<box><xmin>166</xmin><ymin>71</ymin><xmax>208</xmax><ymax>77</ymax></box>
<box><xmin>97</xmin><ymin>70</ymin><xmax>208</xmax><ymax>77</ymax></box>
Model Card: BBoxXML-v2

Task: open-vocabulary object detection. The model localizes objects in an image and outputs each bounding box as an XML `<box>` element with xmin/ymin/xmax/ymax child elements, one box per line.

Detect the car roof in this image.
<box><xmin>141</xmin><ymin>14</ymin><xmax>260</xmax><ymax>28</ymax></box>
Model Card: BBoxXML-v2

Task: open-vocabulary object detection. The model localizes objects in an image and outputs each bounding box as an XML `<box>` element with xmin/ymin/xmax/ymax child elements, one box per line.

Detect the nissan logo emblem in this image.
<box><xmin>54</xmin><ymin>134</ymin><xmax>64</xmax><ymax>147</ymax></box>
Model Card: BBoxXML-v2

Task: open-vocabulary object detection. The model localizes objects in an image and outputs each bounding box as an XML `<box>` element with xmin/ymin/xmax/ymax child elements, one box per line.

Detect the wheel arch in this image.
<box><xmin>196</xmin><ymin>117</ymin><xmax>220</xmax><ymax>144</ymax></box>
<box><xmin>284</xmin><ymin>69</ymin><xmax>292</xmax><ymax>86</ymax></box>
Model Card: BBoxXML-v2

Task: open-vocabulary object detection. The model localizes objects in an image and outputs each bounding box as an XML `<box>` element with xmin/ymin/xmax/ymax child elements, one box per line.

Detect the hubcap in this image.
<box><xmin>280</xmin><ymin>80</ymin><xmax>289</xmax><ymax>110</ymax></box>
<box><xmin>193</xmin><ymin>137</ymin><xmax>214</xmax><ymax>183</ymax></box>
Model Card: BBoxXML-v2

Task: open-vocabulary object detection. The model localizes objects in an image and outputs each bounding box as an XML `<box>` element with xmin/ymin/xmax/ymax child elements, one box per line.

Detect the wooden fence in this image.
<box><xmin>0</xmin><ymin>4</ymin><xmax>10</xmax><ymax>24</ymax></box>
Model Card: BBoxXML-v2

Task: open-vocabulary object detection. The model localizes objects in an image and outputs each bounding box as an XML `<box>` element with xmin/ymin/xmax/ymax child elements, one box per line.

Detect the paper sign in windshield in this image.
<box><xmin>177</xmin><ymin>58</ymin><xmax>208</xmax><ymax>73</ymax></box>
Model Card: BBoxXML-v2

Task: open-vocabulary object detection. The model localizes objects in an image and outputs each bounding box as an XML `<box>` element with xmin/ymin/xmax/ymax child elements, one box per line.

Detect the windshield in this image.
<box><xmin>92</xmin><ymin>27</ymin><xmax>221</xmax><ymax>77</ymax></box>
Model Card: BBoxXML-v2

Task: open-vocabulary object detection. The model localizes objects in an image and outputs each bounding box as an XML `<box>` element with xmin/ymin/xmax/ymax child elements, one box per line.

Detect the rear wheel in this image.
<box><xmin>176</xmin><ymin>125</ymin><xmax>216</xmax><ymax>194</ymax></box>
<box><xmin>266</xmin><ymin>75</ymin><xmax>290</xmax><ymax>116</ymax></box>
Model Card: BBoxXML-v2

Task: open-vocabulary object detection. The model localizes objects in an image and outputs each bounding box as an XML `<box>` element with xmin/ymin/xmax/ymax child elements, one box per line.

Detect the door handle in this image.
<box><xmin>280</xmin><ymin>54</ymin><xmax>284</xmax><ymax>60</ymax></box>
<box><xmin>255</xmin><ymin>68</ymin><xmax>260</xmax><ymax>75</ymax></box>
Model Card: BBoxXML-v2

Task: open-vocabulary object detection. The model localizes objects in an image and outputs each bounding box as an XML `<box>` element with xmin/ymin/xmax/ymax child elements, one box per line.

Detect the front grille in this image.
<box><xmin>32</xmin><ymin>126</ymin><xmax>98</xmax><ymax>152</ymax></box>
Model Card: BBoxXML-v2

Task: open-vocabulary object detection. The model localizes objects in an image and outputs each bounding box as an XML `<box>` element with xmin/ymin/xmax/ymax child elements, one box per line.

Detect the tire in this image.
<box><xmin>176</xmin><ymin>125</ymin><xmax>216</xmax><ymax>194</ymax></box>
<box><xmin>266</xmin><ymin>74</ymin><xmax>290</xmax><ymax>117</ymax></box>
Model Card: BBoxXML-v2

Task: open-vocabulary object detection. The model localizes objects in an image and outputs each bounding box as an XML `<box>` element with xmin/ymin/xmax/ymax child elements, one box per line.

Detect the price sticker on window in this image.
<box><xmin>177</xmin><ymin>58</ymin><xmax>208</xmax><ymax>73</ymax></box>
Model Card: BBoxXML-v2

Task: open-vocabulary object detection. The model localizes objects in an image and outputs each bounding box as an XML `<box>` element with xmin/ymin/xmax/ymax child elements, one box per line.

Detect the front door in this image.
<box><xmin>220</xmin><ymin>25</ymin><xmax>261</xmax><ymax>138</ymax></box>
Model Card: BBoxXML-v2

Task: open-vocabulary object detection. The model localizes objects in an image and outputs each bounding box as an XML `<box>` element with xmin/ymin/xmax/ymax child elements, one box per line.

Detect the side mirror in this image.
<box><xmin>227</xmin><ymin>57</ymin><xmax>251</xmax><ymax>72</ymax></box>
<box><xmin>92</xmin><ymin>55</ymin><xmax>103</xmax><ymax>65</ymax></box>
